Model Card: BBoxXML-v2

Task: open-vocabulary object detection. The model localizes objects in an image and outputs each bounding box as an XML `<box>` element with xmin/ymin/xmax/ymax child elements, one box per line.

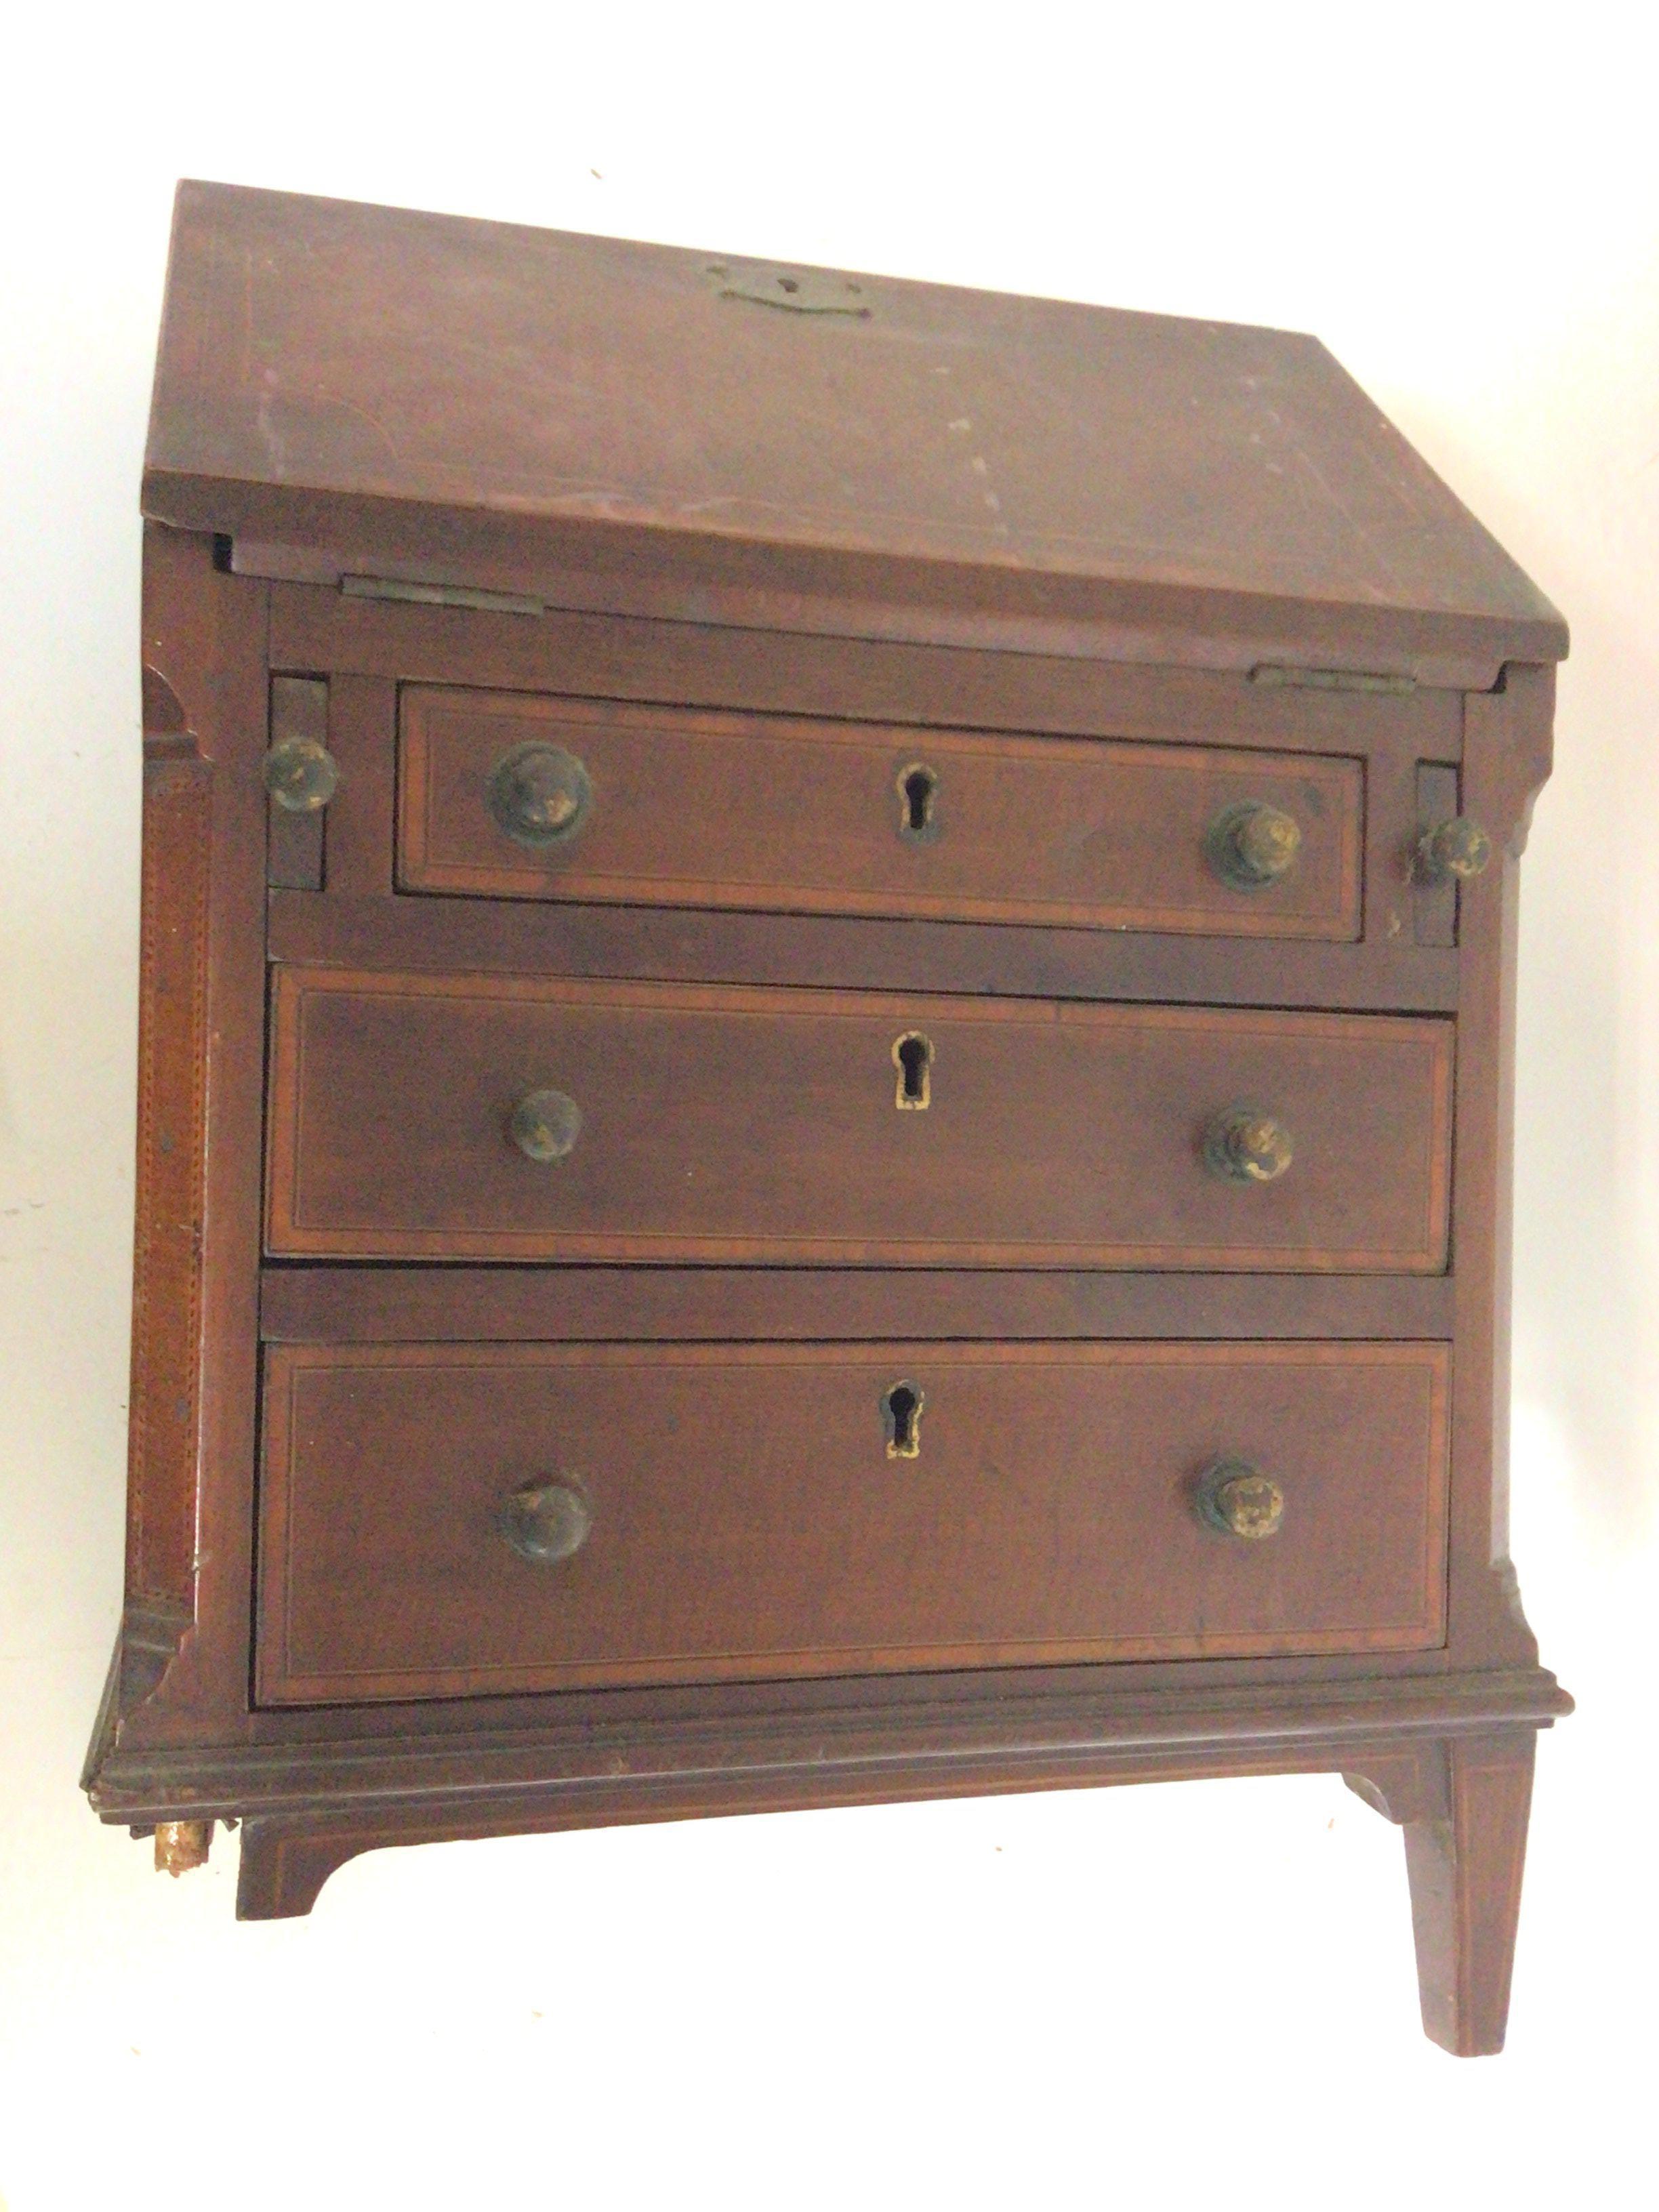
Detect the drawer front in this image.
<box><xmin>397</xmin><ymin>688</ymin><xmax>1364</xmax><ymax>940</ymax></box>
<box><xmin>257</xmin><ymin>1340</ymin><xmax>1451</xmax><ymax>1702</ymax></box>
<box><xmin>266</xmin><ymin>969</ymin><xmax>1453</xmax><ymax>1270</ymax></box>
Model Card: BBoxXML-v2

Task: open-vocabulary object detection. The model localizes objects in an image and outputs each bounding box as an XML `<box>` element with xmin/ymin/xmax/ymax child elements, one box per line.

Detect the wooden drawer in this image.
<box><xmin>397</xmin><ymin>688</ymin><xmax>1364</xmax><ymax>940</ymax></box>
<box><xmin>266</xmin><ymin>968</ymin><xmax>1453</xmax><ymax>1270</ymax></box>
<box><xmin>257</xmin><ymin>1340</ymin><xmax>1451</xmax><ymax>1702</ymax></box>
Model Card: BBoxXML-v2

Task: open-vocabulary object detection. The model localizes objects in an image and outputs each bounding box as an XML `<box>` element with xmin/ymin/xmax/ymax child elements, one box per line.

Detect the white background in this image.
<box><xmin>2</xmin><ymin>5</ymin><xmax>1654</xmax><ymax>2205</ymax></box>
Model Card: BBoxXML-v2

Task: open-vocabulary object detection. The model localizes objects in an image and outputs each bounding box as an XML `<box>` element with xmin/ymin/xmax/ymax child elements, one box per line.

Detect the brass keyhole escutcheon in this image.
<box><xmin>882</xmin><ymin>1380</ymin><xmax>924</xmax><ymax>1458</ymax></box>
<box><xmin>897</xmin><ymin>762</ymin><xmax>941</xmax><ymax>842</ymax></box>
<box><xmin>893</xmin><ymin>1031</ymin><xmax>934</xmax><ymax>1109</ymax></box>
<box><xmin>508</xmin><ymin>1088</ymin><xmax>582</xmax><ymax>1162</ymax></box>
<box><xmin>496</xmin><ymin>1479</ymin><xmax>593</xmax><ymax>1565</ymax></box>
<box><xmin>1204</xmin><ymin>1107</ymin><xmax>1293</xmax><ymax>1184</ymax></box>
<box><xmin>1206</xmin><ymin>800</ymin><xmax>1303</xmax><ymax>888</ymax></box>
<box><xmin>1195</xmin><ymin>1458</ymin><xmax>1285</xmax><ymax>1540</ymax></box>
<box><xmin>264</xmin><ymin>735</ymin><xmax>340</xmax><ymax>813</ymax></box>
<box><xmin>487</xmin><ymin>742</ymin><xmax>592</xmax><ymax>849</ymax></box>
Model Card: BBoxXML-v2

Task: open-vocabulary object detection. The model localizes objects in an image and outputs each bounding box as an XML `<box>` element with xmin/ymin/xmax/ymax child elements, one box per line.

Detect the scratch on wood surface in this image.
<box><xmin>307</xmin><ymin>387</ymin><xmax>405</xmax><ymax>464</ymax></box>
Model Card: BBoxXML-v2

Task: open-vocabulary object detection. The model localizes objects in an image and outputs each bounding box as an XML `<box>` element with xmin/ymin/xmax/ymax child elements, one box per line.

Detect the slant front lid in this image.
<box><xmin>145</xmin><ymin>180</ymin><xmax>1566</xmax><ymax>678</ymax></box>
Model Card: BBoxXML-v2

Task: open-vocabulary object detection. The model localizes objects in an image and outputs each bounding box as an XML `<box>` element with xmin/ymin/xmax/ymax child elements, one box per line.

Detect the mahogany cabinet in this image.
<box><xmin>84</xmin><ymin>180</ymin><xmax>1570</xmax><ymax>2053</ymax></box>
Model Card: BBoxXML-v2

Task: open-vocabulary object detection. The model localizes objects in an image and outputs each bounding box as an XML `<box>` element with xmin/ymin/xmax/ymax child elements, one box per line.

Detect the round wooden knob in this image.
<box><xmin>1417</xmin><ymin>817</ymin><xmax>1492</xmax><ymax>883</ymax></box>
<box><xmin>1204</xmin><ymin>1108</ymin><xmax>1294</xmax><ymax>1183</ymax></box>
<box><xmin>496</xmin><ymin>1479</ymin><xmax>592</xmax><ymax>1565</ymax></box>
<box><xmin>508</xmin><ymin>1088</ymin><xmax>582</xmax><ymax>1162</ymax></box>
<box><xmin>263</xmin><ymin>736</ymin><xmax>340</xmax><ymax>813</ymax></box>
<box><xmin>1197</xmin><ymin>1458</ymin><xmax>1285</xmax><ymax>1540</ymax></box>
<box><xmin>487</xmin><ymin>742</ymin><xmax>592</xmax><ymax>848</ymax></box>
<box><xmin>1206</xmin><ymin>800</ymin><xmax>1303</xmax><ymax>888</ymax></box>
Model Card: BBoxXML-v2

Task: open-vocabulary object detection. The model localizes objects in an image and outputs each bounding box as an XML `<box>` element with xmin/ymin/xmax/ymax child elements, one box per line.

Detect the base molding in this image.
<box><xmin>84</xmin><ymin>1658</ymin><xmax>1572</xmax><ymax>1827</ymax></box>
<box><xmin>230</xmin><ymin>1727</ymin><xmax>1441</xmax><ymax>1920</ymax></box>
<box><xmin>85</xmin><ymin>1652</ymin><xmax>1568</xmax><ymax>1960</ymax></box>
<box><xmin>85</xmin><ymin>1637</ymin><xmax>1570</xmax><ymax>2042</ymax></box>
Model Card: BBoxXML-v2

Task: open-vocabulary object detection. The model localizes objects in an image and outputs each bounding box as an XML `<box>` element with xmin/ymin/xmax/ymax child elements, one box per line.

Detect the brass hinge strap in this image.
<box><xmin>1250</xmin><ymin>663</ymin><xmax>1417</xmax><ymax>695</ymax></box>
<box><xmin>705</xmin><ymin>262</ymin><xmax>872</xmax><ymax>316</ymax></box>
<box><xmin>341</xmin><ymin>574</ymin><xmax>544</xmax><ymax>616</ymax></box>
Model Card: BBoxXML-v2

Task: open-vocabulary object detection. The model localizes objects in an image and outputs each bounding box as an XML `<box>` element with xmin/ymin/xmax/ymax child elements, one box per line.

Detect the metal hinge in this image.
<box><xmin>341</xmin><ymin>574</ymin><xmax>544</xmax><ymax>616</ymax></box>
<box><xmin>705</xmin><ymin>262</ymin><xmax>872</xmax><ymax>316</ymax></box>
<box><xmin>1250</xmin><ymin>664</ymin><xmax>1417</xmax><ymax>696</ymax></box>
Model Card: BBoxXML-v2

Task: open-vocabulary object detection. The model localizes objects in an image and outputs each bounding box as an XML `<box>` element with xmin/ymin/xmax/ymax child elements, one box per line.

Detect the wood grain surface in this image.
<box><xmin>265</xmin><ymin>967</ymin><xmax>1454</xmax><ymax>1268</ymax></box>
<box><xmin>268</xmin><ymin>890</ymin><xmax>1460</xmax><ymax>1015</ymax></box>
<box><xmin>146</xmin><ymin>184</ymin><xmax>1567</xmax><ymax>680</ymax></box>
<box><xmin>257</xmin><ymin>1339</ymin><xmax>1451</xmax><ymax>1702</ymax></box>
<box><xmin>258</xmin><ymin>1264</ymin><xmax>1456</xmax><ymax>1344</ymax></box>
<box><xmin>126</xmin><ymin>745</ymin><xmax>212</xmax><ymax>1602</ymax></box>
<box><xmin>397</xmin><ymin>686</ymin><xmax>1364</xmax><ymax>937</ymax></box>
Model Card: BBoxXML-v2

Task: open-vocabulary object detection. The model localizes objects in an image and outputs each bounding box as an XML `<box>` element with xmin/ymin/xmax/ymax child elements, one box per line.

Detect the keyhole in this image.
<box><xmin>897</xmin><ymin>762</ymin><xmax>940</xmax><ymax>841</ymax></box>
<box><xmin>882</xmin><ymin>1380</ymin><xmax>924</xmax><ymax>1458</ymax></box>
<box><xmin>894</xmin><ymin>1031</ymin><xmax>933</xmax><ymax>1109</ymax></box>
